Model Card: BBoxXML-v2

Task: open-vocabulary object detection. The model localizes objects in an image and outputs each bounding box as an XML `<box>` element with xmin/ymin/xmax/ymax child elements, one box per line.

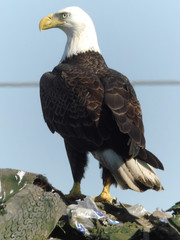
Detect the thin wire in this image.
<box><xmin>0</xmin><ymin>82</ymin><xmax>39</xmax><ymax>87</ymax></box>
<box><xmin>132</xmin><ymin>80</ymin><xmax>180</xmax><ymax>86</ymax></box>
<box><xmin>0</xmin><ymin>80</ymin><xmax>180</xmax><ymax>87</ymax></box>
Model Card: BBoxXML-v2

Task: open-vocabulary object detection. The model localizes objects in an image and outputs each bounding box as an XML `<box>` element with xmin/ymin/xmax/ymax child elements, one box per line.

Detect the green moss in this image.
<box><xmin>0</xmin><ymin>174</ymin><xmax>26</xmax><ymax>203</ymax></box>
<box><xmin>86</xmin><ymin>221</ymin><xmax>141</xmax><ymax>240</ymax></box>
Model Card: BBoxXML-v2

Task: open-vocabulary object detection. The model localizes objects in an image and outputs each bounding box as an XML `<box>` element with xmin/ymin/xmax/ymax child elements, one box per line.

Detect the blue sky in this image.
<box><xmin>1</xmin><ymin>0</ymin><xmax>180</xmax><ymax>212</ymax></box>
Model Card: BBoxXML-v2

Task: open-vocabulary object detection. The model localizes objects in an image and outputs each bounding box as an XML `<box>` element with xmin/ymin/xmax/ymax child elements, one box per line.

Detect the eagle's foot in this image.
<box><xmin>93</xmin><ymin>191</ymin><xmax>117</xmax><ymax>204</ymax></box>
<box><xmin>65</xmin><ymin>182</ymin><xmax>86</xmax><ymax>201</ymax></box>
<box><xmin>93</xmin><ymin>176</ymin><xmax>117</xmax><ymax>204</ymax></box>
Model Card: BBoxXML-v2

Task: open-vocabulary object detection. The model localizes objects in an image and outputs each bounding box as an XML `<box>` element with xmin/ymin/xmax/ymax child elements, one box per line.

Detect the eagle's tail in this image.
<box><xmin>92</xmin><ymin>149</ymin><xmax>163</xmax><ymax>192</ymax></box>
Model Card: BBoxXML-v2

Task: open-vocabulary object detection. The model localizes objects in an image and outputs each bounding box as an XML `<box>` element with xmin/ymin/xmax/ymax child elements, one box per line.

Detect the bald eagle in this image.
<box><xmin>39</xmin><ymin>6</ymin><xmax>163</xmax><ymax>203</ymax></box>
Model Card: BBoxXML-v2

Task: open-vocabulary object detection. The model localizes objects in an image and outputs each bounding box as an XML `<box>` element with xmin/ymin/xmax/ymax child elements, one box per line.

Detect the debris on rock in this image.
<box><xmin>125</xmin><ymin>203</ymin><xmax>150</xmax><ymax>218</ymax></box>
<box><xmin>67</xmin><ymin>196</ymin><xmax>122</xmax><ymax>235</ymax></box>
<box><xmin>0</xmin><ymin>168</ymin><xmax>180</xmax><ymax>240</ymax></box>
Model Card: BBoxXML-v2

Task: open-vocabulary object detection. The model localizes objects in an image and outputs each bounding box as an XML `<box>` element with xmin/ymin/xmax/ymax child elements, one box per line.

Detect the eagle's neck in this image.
<box><xmin>61</xmin><ymin>26</ymin><xmax>101</xmax><ymax>62</ymax></box>
<box><xmin>62</xmin><ymin>51</ymin><xmax>108</xmax><ymax>74</ymax></box>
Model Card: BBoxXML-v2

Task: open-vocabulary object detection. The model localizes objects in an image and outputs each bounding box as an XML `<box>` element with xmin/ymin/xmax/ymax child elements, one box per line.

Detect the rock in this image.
<box><xmin>0</xmin><ymin>168</ymin><xmax>67</xmax><ymax>240</ymax></box>
<box><xmin>0</xmin><ymin>168</ymin><xmax>180</xmax><ymax>240</ymax></box>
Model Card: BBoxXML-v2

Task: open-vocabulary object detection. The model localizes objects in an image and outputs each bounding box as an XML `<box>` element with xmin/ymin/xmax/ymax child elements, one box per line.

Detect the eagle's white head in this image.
<box><xmin>39</xmin><ymin>6</ymin><xmax>101</xmax><ymax>61</ymax></box>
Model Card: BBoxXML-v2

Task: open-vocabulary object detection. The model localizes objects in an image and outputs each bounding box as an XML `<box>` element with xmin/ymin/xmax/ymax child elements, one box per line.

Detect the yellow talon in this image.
<box><xmin>93</xmin><ymin>191</ymin><xmax>117</xmax><ymax>204</ymax></box>
<box><xmin>93</xmin><ymin>178</ymin><xmax>117</xmax><ymax>203</ymax></box>
<box><xmin>65</xmin><ymin>182</ymin><xmax>86</xmax><ymax>200</ymax></box>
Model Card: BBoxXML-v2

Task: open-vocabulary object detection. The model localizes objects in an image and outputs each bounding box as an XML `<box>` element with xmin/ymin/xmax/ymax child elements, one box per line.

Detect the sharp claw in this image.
<box><xmin>65</xmin><ymin>182</ymin><xmax>85</xmax><ymax>201</ymax></box>
<box><xmin>93</xmin><ymin>193</ymin><xmax>117</xmax><ymax>204</ymax></box>
<box><xmin>65</xmin><ymin>192</ymin><xmax>86</xmax><ymax>200</ymax></box>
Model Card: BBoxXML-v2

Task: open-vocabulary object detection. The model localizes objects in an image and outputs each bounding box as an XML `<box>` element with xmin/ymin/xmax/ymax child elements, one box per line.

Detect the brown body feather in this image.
<box><xmin>40</xmin><ymin>51</ymin><xmax>163</xmax><ymax>190</ymax></box>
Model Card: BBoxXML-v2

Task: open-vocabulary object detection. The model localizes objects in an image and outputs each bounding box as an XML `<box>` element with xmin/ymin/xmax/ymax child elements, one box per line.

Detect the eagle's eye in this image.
<box><xmin>62</xmin><ymin>13</ymin><xmax>69</xmax><ymax>19</ymax></box>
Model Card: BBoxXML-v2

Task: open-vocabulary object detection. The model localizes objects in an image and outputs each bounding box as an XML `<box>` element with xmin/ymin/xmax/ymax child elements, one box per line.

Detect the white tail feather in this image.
<box><xmin>92</xmin><ymin>149</ymin><xmax>163</xmax><ymax>192</ymax></box>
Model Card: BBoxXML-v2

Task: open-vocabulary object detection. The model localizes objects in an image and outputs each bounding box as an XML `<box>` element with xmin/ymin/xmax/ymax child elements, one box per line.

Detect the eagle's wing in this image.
<box><xmin>103</xmin><ymin>69</ymin><xmax>145</xmax><ymax>157</ymax></box>
<box><xmin>40</xmin><ymin>63</ymin><xmax>104</xmax><ymax>146</ymax></box>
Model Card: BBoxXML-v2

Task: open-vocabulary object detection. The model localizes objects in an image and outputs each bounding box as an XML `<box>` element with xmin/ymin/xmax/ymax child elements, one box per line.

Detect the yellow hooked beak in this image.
<box><xmin>39</xmin><ymin>13</ymin><xmax>66</xmax><ymax>31</ymax></box>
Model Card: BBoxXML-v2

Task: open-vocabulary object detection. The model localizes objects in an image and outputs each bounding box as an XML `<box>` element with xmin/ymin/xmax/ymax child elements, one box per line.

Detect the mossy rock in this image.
<box><xmin>0</xmin><ymin>169</ymin><xmax>67</xmax><ymax>240</ymax></box>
